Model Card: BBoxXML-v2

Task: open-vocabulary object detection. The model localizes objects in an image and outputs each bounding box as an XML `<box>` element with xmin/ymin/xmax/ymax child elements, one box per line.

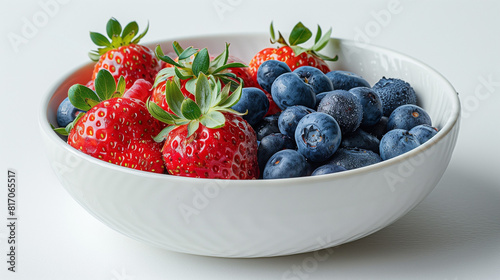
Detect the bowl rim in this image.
<box><xmin>39</xmin><ymin>35</ymin><xmax>461</xmax><ymax>186</ymax></box>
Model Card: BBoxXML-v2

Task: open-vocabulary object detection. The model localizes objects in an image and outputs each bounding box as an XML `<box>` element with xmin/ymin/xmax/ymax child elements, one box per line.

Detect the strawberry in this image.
<box><xmin>248</xmin><ymin>22</ymin><xmax>338</xmax><ymax>115</ymax></box>
<box><xmin>55</xmin><ymin>69</ymin><xmax>164</xmax><ymax>173</ymax></box>
<box><xmin>88</xmin><ymin>18</ymin><xmax>161</xmax><ymax>89</ymax></box>
<box><xmin>150</xmin><ymin>42</ymin><xmax>247</xmax><ymax>113</ymax></box>
<box><xmin>147</xmin><ymin>74</ymin><xmax>259</xmax><ymax>179</ymax></box>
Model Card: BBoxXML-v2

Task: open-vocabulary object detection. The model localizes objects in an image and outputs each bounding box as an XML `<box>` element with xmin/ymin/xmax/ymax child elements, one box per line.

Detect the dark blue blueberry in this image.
<box><xmin>328</xmin><ymin>148</ymin><xmax>382</xmax><ymax>170</ymax></box>
<box><xmin>293</xmin><ymin>66</ymin><xmax>333</xmax><ymax>94</ymax></box>
<box><xmin>257</xmin><ymin>60</ymin><xmax>291</xmax><ymax>93</ymax></box>
<box><xmin>253</xmin><ymin>113</ymin><xmax>281</xmax><ymax>141</ymax></box>
<box><xmin>409</xmin><ymin>124</ymin><xmax>438</xmax><ymax>144</ymax></box>
<box><xmin>316</xmin><ymin>90</ymin><xmax>363</xmax><ymax>134</ymax></box>
<box><xmin>257</xmin><ymin>133</ymin><xmax>296</xmax><ymax>174</ymax></box>
<box><xmin>57</xmin><ymin>97</ymin><xmax>85</xmax><ymax>127</ymax></box>
<box><xmin>363</xmin><ymin>116</ymin><xmax>389</xmax><ymax>140</ymax></box>
<box><xmin>263</xmin><ymin>149</ymin><xmax>310</xmax><ymax>179</ymax></box>
<box><xmin>271</xmin><ymin>72</ymin><xmax>316</xmax><ymax>110</ymax></box>
<box><xmin>315</xmin><ymin>92</ymin><xmax>329</xmax><ymax>108</ymax></box>
<box><xmin>278</xmin><ymin>105</ymin><xmax>315</xmax><ymax>138</ymax></box>
<box><xmin>325</xmin><ymin>70</ymin><xmax>370</xmax><ymax>90</ymax></box>
<box><xmin>349</xmin><ymin>87</ymin><xmax>383</xmax><ymax>127</ymax></box>
<box><xmin>341</xmin><ymin>129</ymin><xmax>380</xmax><ymax>154</ymax></box>
<box><xmin>379</xmin><ymin>129</ymin><xmax>421</xmax><ymax>160</ymax></box>
<box><xmin>232</xmin><ymin>87</ymin><xmax>269</xmax><ymax>126</ymax></box>
<box><xmin>294</xmin><ymin>112</ymin><xmax>342</xmax><ymax>163</ymax></box>
<box><xmin>387</xmin><ymin>104</ymin><xmax>432</xmax><ymax>131</ymax></box>
<box><xmin>311</xmin><ymin>163</ymin><xmax>347</xmax><ymax>176</ymax></box>
<box><xmin>372</xmin><ymin>77</ymin><xmax>417</xmax><ymax>117</ymax></box>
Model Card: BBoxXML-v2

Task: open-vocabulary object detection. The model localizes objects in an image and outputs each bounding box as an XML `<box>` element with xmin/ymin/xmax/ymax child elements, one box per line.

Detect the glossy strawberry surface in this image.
<box><xmin>162</xmin><ymin>113</ymin><xmax>259</xmax><ymax>179</ymax></box>
<box><xmin>68</xmin><ymin>97</ymin><xmax>164</xmax><ymax>173</ymax></box>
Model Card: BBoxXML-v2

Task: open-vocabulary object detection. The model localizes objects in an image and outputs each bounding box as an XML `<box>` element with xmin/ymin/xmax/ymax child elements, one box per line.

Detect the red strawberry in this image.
<box><xmin>56</xmin><ymin>69</ymin><xmax>164</xmax><ymax>173</ymax></box>
<box><xmin>248</xmin><ymin>22</ymin><xmax>338</xmax><ymax>115</ymax></box>
<box><xmin>147</xmin><ymin>74</ymin><xmax>259</xmax><ymax>179</ymax></box>
<box><xmin>123</xmin><ymin>79</ymin><xmax>153</xmax><ymax>102</ymax></box>
<box><xmin>89</xmin><ymin>18</ymin><xmax>161</xmax><ymax>89</ymax></box>
<box><xmin>163</xmin><ymin>112</ymin><xmax>258</xmax><ymax>179</ymax></box>
<box><xmin>223</xmin><ymin>55</ymin><xmax>257</xmax><ymax>88</ymax></box>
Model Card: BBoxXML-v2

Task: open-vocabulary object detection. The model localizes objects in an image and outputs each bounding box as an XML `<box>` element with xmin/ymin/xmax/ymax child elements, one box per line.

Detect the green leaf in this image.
<box><xmin>289</xmin><ymin>22</ymin><xmax>312</xmax><ymax>46</ymax></box>
<box><xmin>172</xmin><ymin>41</ymin><xmax>184</xmax><ymax>56</ymax></box>
<box><xmin>315</xmin><ymin>51</ymin><xmax>339</xmax><ymax>62</ymax></box>
<box><xmin>219</xmin><ymin>76</ymin><xmax>241</xmax><ymax>92</ymax></box>
<box><xmin>270</xmin><ymin>21</ymin><xmax>276</xmax><ymax>42</ymax></box>
<box><xmin>132</xmin><ymin>21</ymin><xmax>149</xmax><ymax>44</ymax></box>
<box><xmin>53</xmin><ymin>127</ymin><xmax>69</xmax><ymax>136</ymax></box>
<box><xmin>174</xmin><ymin>67</ymin><xmax>193</xmax><ymax>80</ymax></box>
<box><xmin>88</xmin><ymin>51</ymin><xmax>102</xmax><ymax>62</ymax></box>
<box><xmin>181</xmin><ymin>98</ymin><xmax>202</xmax><ymax>120</ymax></box>
<box><xmin>311</xmin><ymin>27</ymin><xmax>332</xmax><ymax>52</ymax></box>
<box><xmin>94</xmin><ymin>69</ymin><xmax>116</xmax><ymax>101</ymax></box>
<box><xmin>178</xmin><ymin>46</ymin><xmax>198</xmax><ymax>60</ymax></box>
<box><xmin>218</xmin><ymin>81</ymin><xmax>242</xmax><ymax>108</ymax></box>
<box><xmin>192</xmin><ymin>48</ymin><xmax>210</xmax><ymax>76</ymax></box>
<box><xmin>314</xmin><ymin>25</ymin><xmax>322</xmax><ymax>44</ymax></box>
<box><xmin>153</xmin><ymin>67</ymin><xmax>175</xmax><ymax>88</ymax></box>
<box><xmin>195</xmin><ymin>73</ymin><xmax>211</xmax><ymax>114</ymax></box>
<box><xmin>106</xmin><ymin>18</ymin><xmax>122</xmax><ymax>38</ymax></box>
<box><xmin>200</xmin><ymin>110</ymin><xmax>225</xmax><ymax>129</ymax></box>
<box><xmin>68</xmin><ymin>84</ymin><xmax>101</xmax><ymax>111</ymax></box>
<box><xmin>121</xmin><ymin>21</ymin><xmax>138</xmax><ymax>38</ymax></box>
<box><xmin>146</xmin><ymin>99</ymin><xmax>178</xmax><ymax>125</ymax></box>
<box><xmin>90</xmin><ymin>32</ymin><xmax>111</xmax><ymax>47</ymax></box>
<box><xmin>116</xmin><ymin>76</ymin><xmax>126</xmax><ymax>96</ymax></box>
<box><xmin>186</xmin><ymin>120</ymin><xmax>200</xmax><ymax>137</ymax></box>
<box><xmin>212</xmin><ymin>62</ymin><xmax>247</xmax><ymax>74</ymax></box>
<box><xmin>184</xmin><ymin>78</ymin><xmax>196</xmax><ymax>95</ymax></box>
<box><xmin>165</xmin><ymin>80</ymin><xmax>185</xmax><ymax>118</ymax></box>
<box><xmin>155</xmin><ymin>45</ymin><xmax>182</xmax><ymax>67</ymax></box>
<box><xmin>153</xmin><ymin>125</ymin><xmax>175</xmax><ymax>142</ymax></box>
<box><xmin>290</xmin><ymin>45</ymin><xmax>309</xmax><ymax>57</ymax></box>
<box><xmin>210</xmin><ymin>43</ymin><xmax>229</xmax><ymax>70</ymax></box>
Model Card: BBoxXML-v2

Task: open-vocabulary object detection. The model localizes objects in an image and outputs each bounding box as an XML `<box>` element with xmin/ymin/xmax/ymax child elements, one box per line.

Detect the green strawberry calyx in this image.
<box><xmin>153</xmin><ymin>42</ymin><xmax>247</xmax><ymax>94</ymax></box>
<box><xmin>147</xmin><ymin>73</ymin><xmax>244</xmax><ymax>140</ymax></box>
<box><xmin>52</xmin><ymin>69</ymin><xmax>126</xmax><ymax>136</ymax></box>
<box><xmin>88</xmin><ymin>17</ymin><xmax>149</xmax><ymax>62</ymax></box>
<box><xmin>270</xmin><ymin>21</ymin><xmax>338</xmax><ymax>62</ymax></box>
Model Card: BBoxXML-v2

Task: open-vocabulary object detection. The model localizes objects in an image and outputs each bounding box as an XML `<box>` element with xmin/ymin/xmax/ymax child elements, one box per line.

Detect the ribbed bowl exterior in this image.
<box><xmin>39</xmin><ymin>35</ymin><xmax>460</xmax><ymax>258</ymax></box>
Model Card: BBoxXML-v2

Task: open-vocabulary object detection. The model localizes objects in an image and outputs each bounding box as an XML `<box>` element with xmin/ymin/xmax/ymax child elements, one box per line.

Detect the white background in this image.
<box><xmin>1</xmin><ymin>0</ymin><xmax>500</xmax><ymax>279</ymax></box>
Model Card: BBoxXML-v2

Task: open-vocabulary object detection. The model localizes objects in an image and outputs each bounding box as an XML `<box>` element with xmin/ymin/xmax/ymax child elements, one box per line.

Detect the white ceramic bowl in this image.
<box><xmin>39</xmin><ymin>34</ymin><xmax>460</xmax><ymax>258</ymax></box>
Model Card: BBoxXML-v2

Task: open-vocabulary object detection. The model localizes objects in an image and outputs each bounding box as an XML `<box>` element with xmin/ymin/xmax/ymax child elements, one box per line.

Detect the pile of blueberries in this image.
<box><xmin>233</xmin><ymin>60</ymin><xmax>439</xmax><ymax>179</ymax></box>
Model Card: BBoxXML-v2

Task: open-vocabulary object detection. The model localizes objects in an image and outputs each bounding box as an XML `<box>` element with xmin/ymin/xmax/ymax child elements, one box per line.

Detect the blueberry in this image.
<box><xmin>349</xmin><ymin>87</ymin><xmax>383</xmax><ymax>127</ymax></box>
<box><xmin>328</xmin><ymin>148</ymin><xmax>382</xmax><ymax>170</ymax></box>
<box><xmin>311</xmin><ymin>163</ymin><xmax>347</xmax><ymax>176</ymax></box>
<box><xmin>232</xmin><ymin>87</ymin><xmax>270</xmax><ymax>126</ymax></box>
<box><xmin>409</xmin><ymin>124</ymin><xmax>438</xmax><ymax>144</ymax></box>
<box><xmin>57</xmin><ymin>97</ymin><xmax>85</xmax><ymax>127</ymax></box>
<box><xmin>372</xmin><ymin>77</ymin><xmax>417</xmax><ymax>117</ymax></box>
<box><xmin>387</xmin><ymin>104</ymin><xmax>432</xmax><ymax>131</ymax></box>
<box><xmin>257</xmin><ymin>133</ymin><xmax>296</xmax><ymax>174</ymax></box>
<box><xmin>271</xmin><ymin>72</ymin><xmax>316</xmax><ymax>110</ymax></box>
<box><xmin>257</xmin><ymin>60</ymin><xmax>291</xmax><ymax>93</ymax></box>
<box><xmin>294</xmin><ymin>112</ymin><xmax>342</xmax><ymax>163</ymax></box>
<box><xmin>363</xmin><ymin>116</ymin><xmax>389</xmax><ymax>140</ymax></box>
<box><xmin>316</xmin><ymin>90</ymin><xmax>363</xmax><ymax>134</ymax></box>
<box><xmin>293</xmin><ymin>66</ymin><xmax>333</xmax><ymax>94</ymax></box>
<box><xmin>278</xmin><ymin>105</ymin><xmax>316</xmax><ymax>138</ymax></box>
<box><xmin>253</xmin><ymin>113</ymin><xmax>281</xmax><ymax>141</ymax></box>
<box><xmin>315</xmin><ymin>92</ymin><xmax>329</xmax><ymax>108</ymax></box>
<box><xmin>341</xmin><ymin>129</ymin><xmax>380</xmax><ymax>154</ymax></box>
<box><xmin>263</xmin><ymin>149</ymin><xmax>310</xmax><ymax>179</ymax></box>
<box><xmin>379</xmin><ymin>129</ymin><xmax>421</xmax><ymax>160</ymax></box>
<box><xmin>325</xmin><ymin>70</ymin><xmax>370</xmax><ymax>90</ymax></box>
